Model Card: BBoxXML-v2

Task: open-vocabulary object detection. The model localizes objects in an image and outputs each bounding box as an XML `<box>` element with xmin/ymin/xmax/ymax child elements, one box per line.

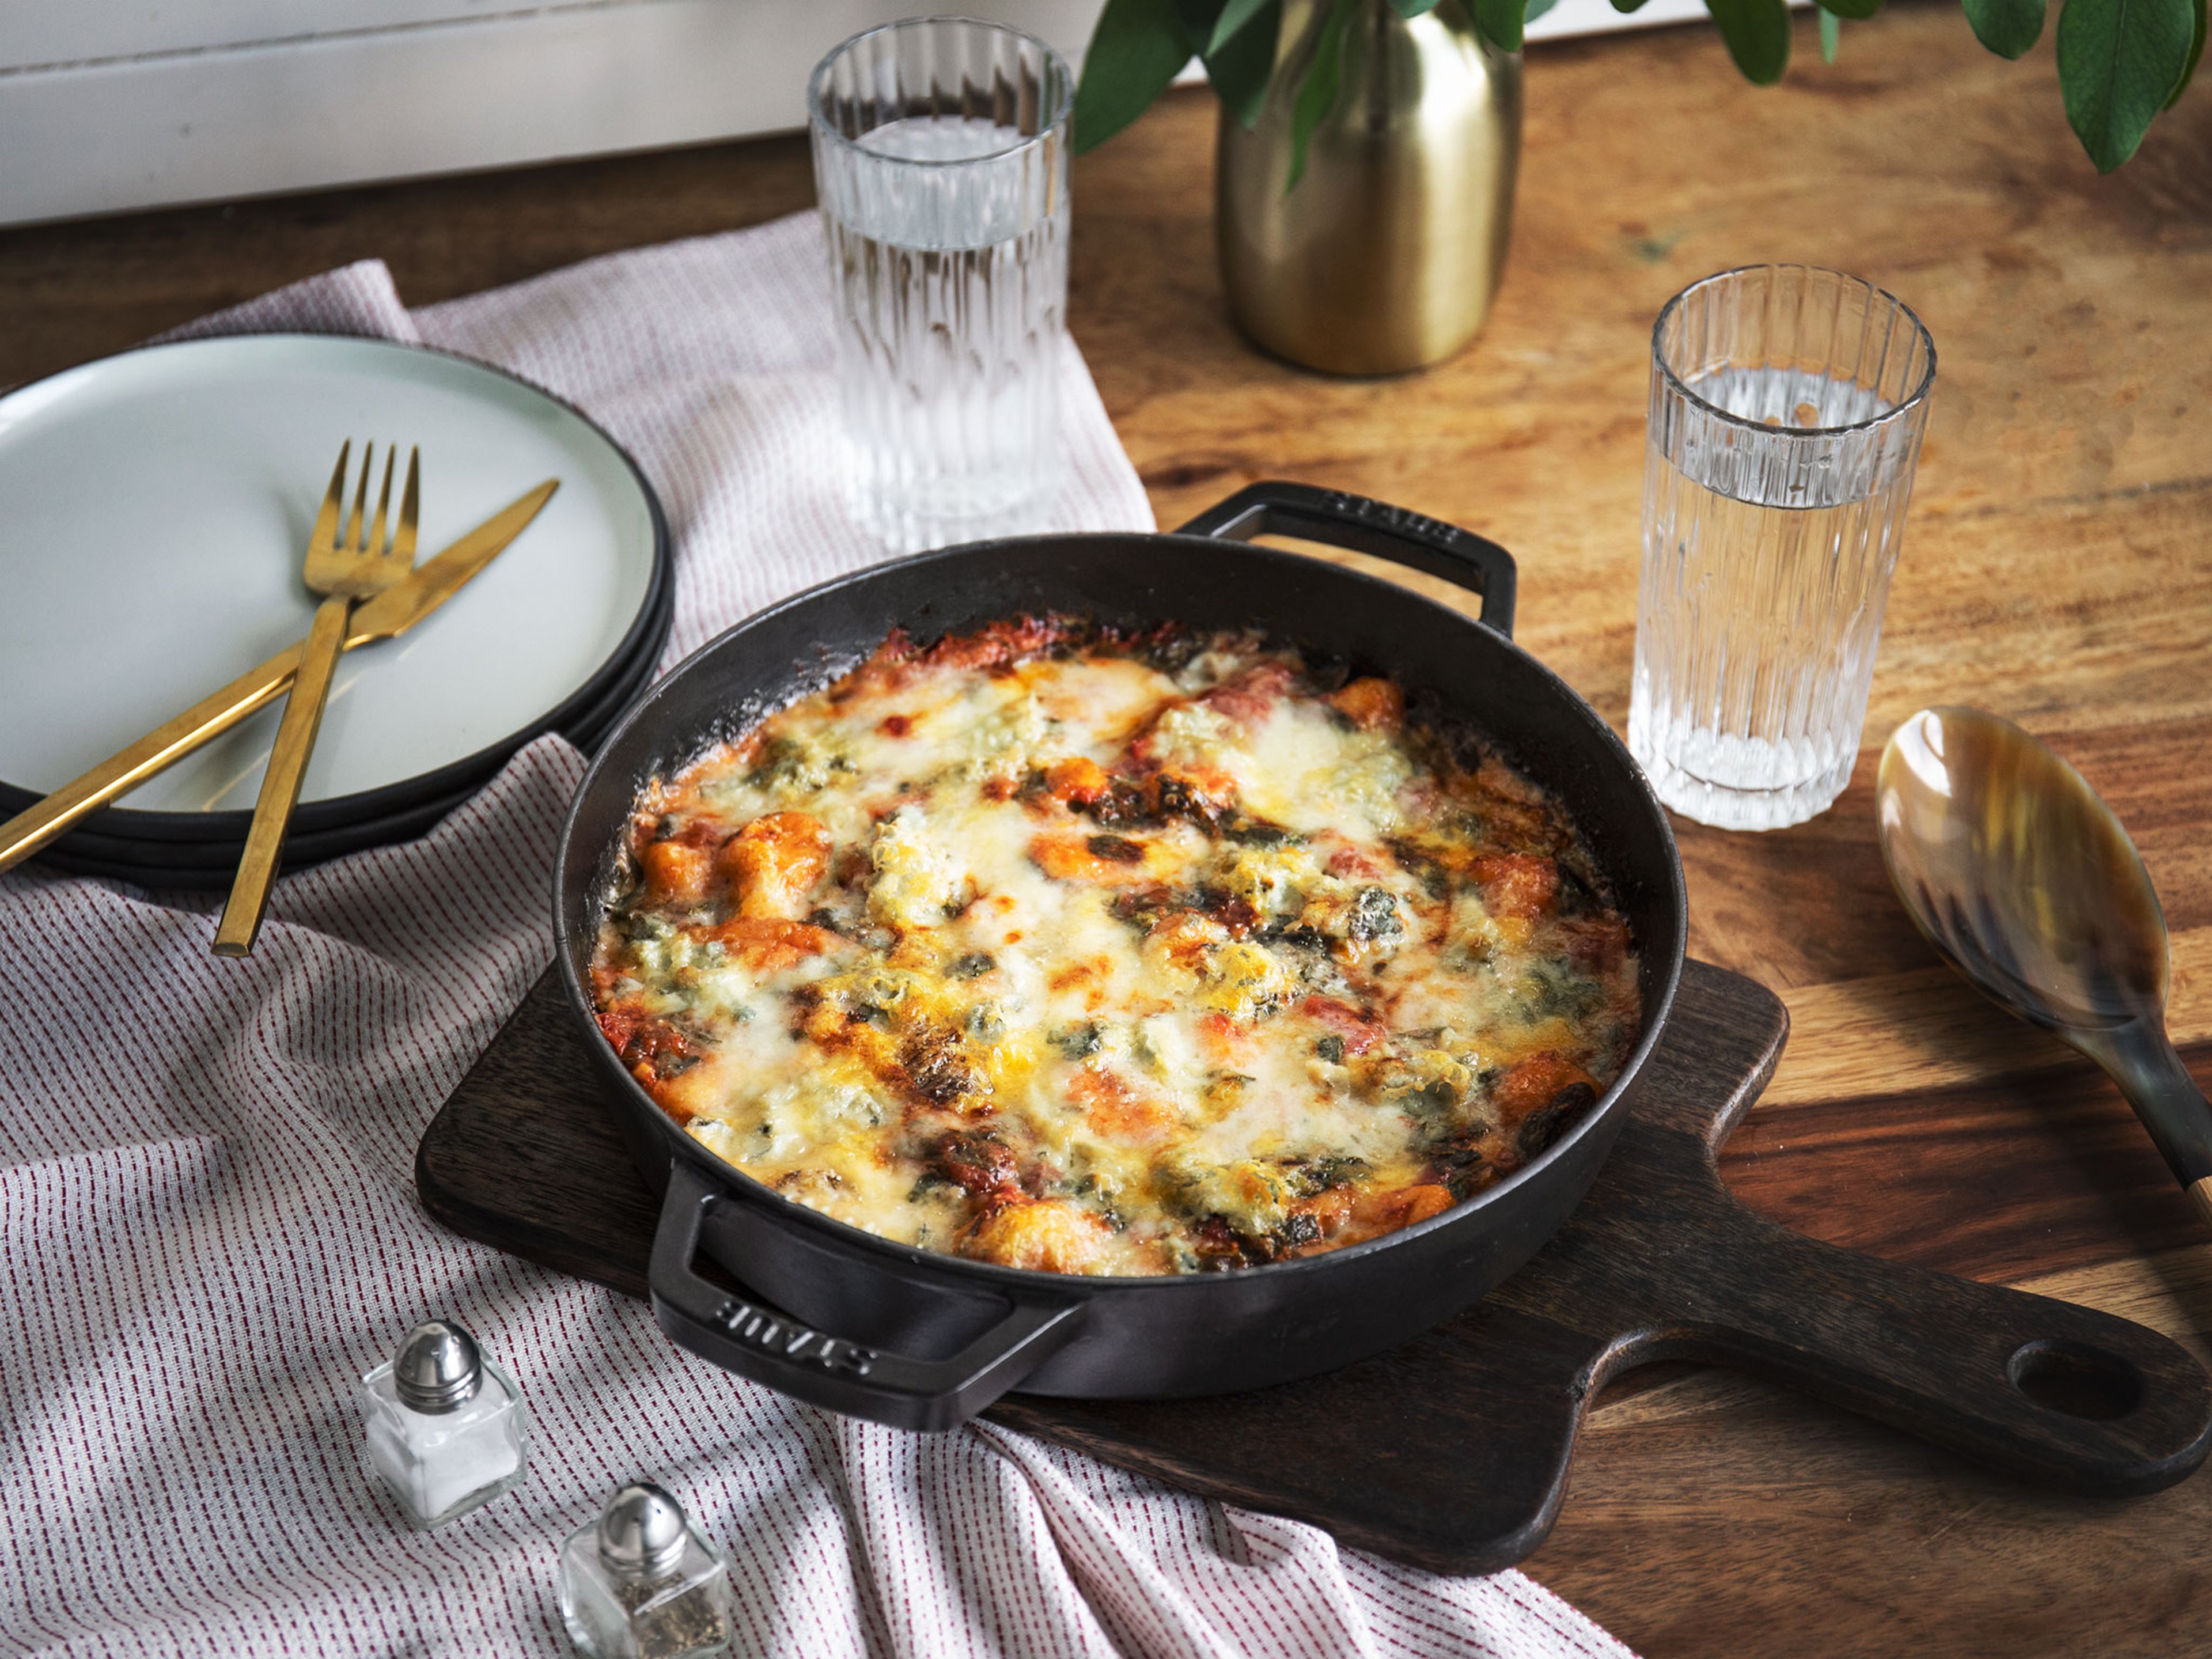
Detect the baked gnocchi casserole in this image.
<box><xmin>591</xmin><ymin>619</ymin><xmax>1639</xmax><ymax>1276</ymax></box>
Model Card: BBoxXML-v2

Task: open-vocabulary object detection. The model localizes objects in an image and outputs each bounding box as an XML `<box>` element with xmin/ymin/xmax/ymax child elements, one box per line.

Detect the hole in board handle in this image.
<box><xmin>2007</xmin><ymin>1339</ymin><xmax>2145</xmax><ymax>1422</ymax></box>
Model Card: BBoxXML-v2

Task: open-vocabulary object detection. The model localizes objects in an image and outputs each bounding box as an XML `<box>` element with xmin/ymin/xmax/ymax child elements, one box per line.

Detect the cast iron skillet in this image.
<box><xmin>555</xmin><ymin>482</ymin><xmax>1688</xmax><ymax>1431</ymax></box>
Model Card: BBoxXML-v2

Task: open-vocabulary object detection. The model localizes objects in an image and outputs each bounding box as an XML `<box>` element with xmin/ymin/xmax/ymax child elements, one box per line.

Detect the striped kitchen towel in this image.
<box><xmin>0</xmin><ymin>212</ymin><xmax>1633</xmax><ymax>1658</ymax></box>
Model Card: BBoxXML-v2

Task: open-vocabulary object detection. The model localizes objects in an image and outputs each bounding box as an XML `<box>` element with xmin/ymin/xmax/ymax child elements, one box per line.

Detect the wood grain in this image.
<box><xmin>0</xmin><ymin>135</ymin><xmax>816</xmax><ymax>393</ymax></box>
<box><xmin>1761</xmin><ymin>935</ymin><xmax>2212</xmax><ymax>1112</ymax></box>
<box><xmin>1547</xmin><ymin>1374</ymin><xmax>2212</xmax><ymax>1659</ymax></box>
<box><xmin>9</xmin><ymin>0</ymin><xmax>2211</xmax><ymax>1651</ymax></box>
<box><xmin>1562</xmin><ymin>1249</ymin><xmax>2212</xmax><ymax>1654</ymax></box>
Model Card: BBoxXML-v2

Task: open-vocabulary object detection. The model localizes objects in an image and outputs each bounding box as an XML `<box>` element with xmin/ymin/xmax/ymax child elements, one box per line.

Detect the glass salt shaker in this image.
<box><xmin>558</xmin><ymin>1482</ymin><xmax>734</xmax><ymax>1659</ymax></box>
<box><xmin>359</xmin><ymin>1319</ymin><xmax>528</xmax><ymax>1528</ymax></box>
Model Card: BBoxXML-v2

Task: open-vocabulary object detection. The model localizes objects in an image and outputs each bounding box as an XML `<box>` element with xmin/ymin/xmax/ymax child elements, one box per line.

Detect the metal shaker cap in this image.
<box><xmin>392</xmin><ymin>1319</ymin><xmax>483</xmax><ymax>1414</ymax></box>
<box><xmin>597</xmin><ymin>1482</ymin><xmax>689</xmax><ymax>1577</ymax></box>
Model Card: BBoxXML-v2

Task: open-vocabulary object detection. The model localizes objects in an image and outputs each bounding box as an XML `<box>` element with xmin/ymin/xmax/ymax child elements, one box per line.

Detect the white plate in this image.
<box><xmin>0</xmin><ymin>335</ymin><xmax>660</xmax><ymax>812</ymax></box>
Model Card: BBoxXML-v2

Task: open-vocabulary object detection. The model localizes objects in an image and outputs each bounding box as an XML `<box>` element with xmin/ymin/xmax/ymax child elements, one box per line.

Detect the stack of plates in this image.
<box><xmin>0</xmin><ymin>335</ymin><xmax>672</xmax><ymax>889</ymax></box>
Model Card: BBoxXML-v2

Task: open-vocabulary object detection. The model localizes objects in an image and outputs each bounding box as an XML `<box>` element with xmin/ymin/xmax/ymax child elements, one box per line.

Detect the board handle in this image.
<box><xmin>1175</xmin><ymin>481</ymin><xmax>1517</xmax><ymax>639</ymax></box>
<box><xmin>649</xmin><ymin>1162</ymin><xmax>1083</xmax><ymax>1432</ymax></box>
<box><xmin>1656</xmin><ymin>1205</ymin><xmax>2212</xmax><ymax>1495</ymax></box>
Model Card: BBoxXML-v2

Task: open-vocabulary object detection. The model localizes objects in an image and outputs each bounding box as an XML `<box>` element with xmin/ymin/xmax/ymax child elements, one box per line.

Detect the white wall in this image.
<box><xmin>0</xmin><ymin>0</ymin><xmax>1731</xmax><ymax>229</ymax></box>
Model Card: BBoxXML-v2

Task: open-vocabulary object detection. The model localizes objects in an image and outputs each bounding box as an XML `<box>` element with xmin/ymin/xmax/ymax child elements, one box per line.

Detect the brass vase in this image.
<box><xmin>1217</xmin><ymin>0</ymin><xmax>1522</xmax><ymax>376</ymax></box>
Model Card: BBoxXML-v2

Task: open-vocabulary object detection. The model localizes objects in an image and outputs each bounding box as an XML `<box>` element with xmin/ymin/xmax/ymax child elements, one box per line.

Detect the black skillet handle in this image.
<box><xmin>1660</xmin><ymin>1202</ymin><xmax>2212</xmax><ymax>1495</ymax></box>
<box><xmin>649</xmin><ymin>1162</ymin><xmax>1084</xmax><ymax>1432</ymax></box>
<box><xmin>1176</xmin><ymin>481</ymin><xmax>1517</xmax><ymax>639</ymax></box>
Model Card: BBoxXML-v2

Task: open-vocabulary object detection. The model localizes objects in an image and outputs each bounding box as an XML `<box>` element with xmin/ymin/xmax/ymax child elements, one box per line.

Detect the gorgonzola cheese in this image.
<box><xmin>591</xmin><ymin>620</ymin><xmax>1639</xmax><ymax>1277</ymax></box>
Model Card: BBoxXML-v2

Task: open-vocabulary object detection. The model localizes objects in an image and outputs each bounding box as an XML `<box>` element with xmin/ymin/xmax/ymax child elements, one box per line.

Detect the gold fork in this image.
<box><xmin>214</xmin><ymin>442</ymin><xmax>419</xmax><ymax>956</ymax></box>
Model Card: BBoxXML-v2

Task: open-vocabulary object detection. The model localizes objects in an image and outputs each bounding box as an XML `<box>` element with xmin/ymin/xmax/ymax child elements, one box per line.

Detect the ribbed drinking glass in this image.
<box><xmin>808</xmin><ymin>18</ymin><xmax>1073</xmax><ymax>552</ymax></box>
<box><xmin>1628</xmin><ymin>264</ymin><xmax>1937</xmax><ymax>830</ymax></box>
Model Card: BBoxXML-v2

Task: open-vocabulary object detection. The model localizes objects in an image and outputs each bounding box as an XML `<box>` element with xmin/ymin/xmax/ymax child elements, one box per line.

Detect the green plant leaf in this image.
<box><xmin>1820</xmin><ymin>6</ymin><xmax>1840</xmax><ymax>59</ymax></box>
<box><xmin>1287</xmin><ymin>0</ymin><xmax>1359</xmax><ymax>192</ymax></box>
<box><xmin>1475</xmin><ymin>0</ymin><xmax>1531</xmax><ymax>51</ymax></box>
<box><xmin>1526</xmin><ymin>0</ymin><xmax>1560</xmax><ymax>21</ymax></box>
<box><xmin>1207</xmin><ymin>0</ymin><xmax>1273</xmax><ymax>54</ymax></box>
<box><xmin>1206</xmin><ymin>0</ymin><xmax>1282</xmax><ymax>127</ymax></box>
<box><xmin>2056</xmin><ymin>0</ymin><xmax>2195</xmax><ymax>169</ymax></box>
<box><xmin>1610</xmin><ymin>0</ymin><xmax>1653</xmax><ymax>13</ymax></box>
<box><xmin>1387</xmin><ymin>0</ymin><xmax>1442</xmax><ymax>16</ymax></box>
<box><xmin>1961</xmin><ymin>0</ymin><xmax>2043</xmax><ymax>57</ymax></box>
<box><xmin>1816</xmin><ymin>0</ymin><xmax>1880</xmax><ymax>20</ymax></box>
<box><xmin>2171</xmin><ymin>0</ymin><xmax>2208</xmax><ymax>105</ymax></box>
<box><xmin>1073</xmin><ymin>0</ymin><xmax>1198</xmax><ymax>152</ymax></box>
<box><xmin>1706</xmin><ymin>0</ymin><xmax>1792</xmax><ymax>82</ymax></box>
<box><xmin>1172</xmin><ymin>0</ymin><xmax>1224</xmax><ymax>40</ymax></box>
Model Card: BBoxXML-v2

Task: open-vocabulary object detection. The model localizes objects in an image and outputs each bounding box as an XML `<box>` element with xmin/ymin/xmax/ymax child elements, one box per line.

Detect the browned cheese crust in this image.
<box><xmin>592</xmin><ymin>619</ymin><xmax>1640</xmax><ymax>1276</ymax></box>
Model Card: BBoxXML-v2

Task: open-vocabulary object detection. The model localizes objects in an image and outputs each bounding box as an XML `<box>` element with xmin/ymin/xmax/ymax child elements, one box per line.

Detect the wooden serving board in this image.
<box><xmin>418</xmin><ymin>956</ymin><xmax>2211</xmax><ymax>1575</ymax></box>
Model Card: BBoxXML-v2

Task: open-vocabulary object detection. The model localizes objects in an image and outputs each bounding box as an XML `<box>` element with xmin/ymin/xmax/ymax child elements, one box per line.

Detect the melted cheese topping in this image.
<box><xmin>591</xmin><ymin>620</ymin><xmax>1641</xmax><ymax>1277</ymax></box>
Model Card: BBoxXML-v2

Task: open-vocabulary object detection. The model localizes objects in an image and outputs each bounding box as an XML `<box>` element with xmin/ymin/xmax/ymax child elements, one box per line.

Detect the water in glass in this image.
<box><xmin>1629</xmin><ymin>268</ymin><xmax>1935</xmax><ymax>830</ymax></box>
<box><xmin>810</xmin><ymin>22</ymin><xmax>1070</xmax><ymax>552</ymax></box>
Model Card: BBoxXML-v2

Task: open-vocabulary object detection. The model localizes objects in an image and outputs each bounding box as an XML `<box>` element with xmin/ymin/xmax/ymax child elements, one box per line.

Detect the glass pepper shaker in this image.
<box><xmin>558</xmin><ymin>1482</ymin><xmax>734</xmax><ymax>1659</ymax></box>
<box><xmin>359</xmin><ymin>1318</ymin><xmax>528</xmax><ymax>1528</ymax></box>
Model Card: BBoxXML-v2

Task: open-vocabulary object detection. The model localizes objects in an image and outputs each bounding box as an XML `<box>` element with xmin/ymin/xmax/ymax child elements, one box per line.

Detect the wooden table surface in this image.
<box><xmin>7</xmin><ymin>4</ymin><xmax>2208</xmax><ymax>1654</ymax></box>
